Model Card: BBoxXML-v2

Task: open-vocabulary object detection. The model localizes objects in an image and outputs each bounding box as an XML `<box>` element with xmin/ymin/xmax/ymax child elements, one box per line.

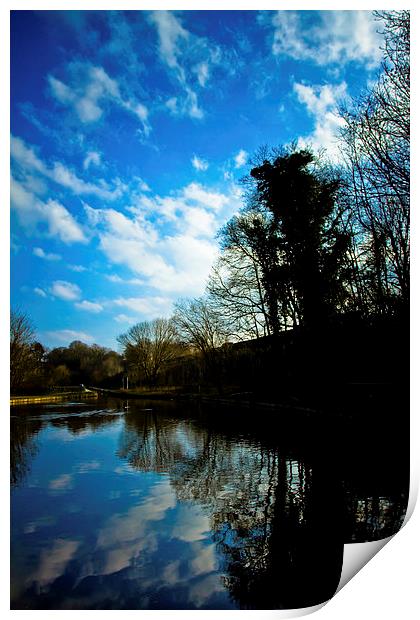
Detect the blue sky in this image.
<box><xmin>11</xmin><ymin>9</ymin><xmax>387</xmax><ymax>350</ymax></box>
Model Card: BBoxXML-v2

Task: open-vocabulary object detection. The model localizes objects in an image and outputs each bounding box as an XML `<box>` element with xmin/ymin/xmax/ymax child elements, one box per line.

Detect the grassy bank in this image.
<box><xmin>10</xmin><ymin>390</ymin><xmax>99</xmax><ymax>406</ymax></box>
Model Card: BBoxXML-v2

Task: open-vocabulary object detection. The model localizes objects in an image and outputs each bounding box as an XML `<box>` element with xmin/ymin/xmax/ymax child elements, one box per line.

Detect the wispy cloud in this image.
<box><xmin>84</xmin><ymin>180</ymin><xmax>240</xmax><ymax>302</ymax></box>
<box><xmin>51</xmin><ymin>280</ymin><xmax>81</xmax><ymax>301</ymax></box>
<box><xmin>191</xmin><ymin>155</ymin><xmax>209</xmax><ymax>171</ymax></box>
<box><xmin>149</xmin><ymin>11</ymin><xmax>222</xmax><ymax>120</ymax></box>
<box><xmin>34</xmin><ymin>287</ymin><xmax>47</xmax><ymax>298</ymax></box>
<box><xmin>264</xmin><ymin>11</ymin><xmax>382</xmax><ymax>69</ymax></box>
<box><xmin>113</xmin><ymin>296</ymin><xmax>174</xmax><ymax>320</ymax></box>
<box><xmin>11</xmin><ymin>177</ymin><xmax>87</xmax><ymax>244</ymax></box>
<box><xmin>74</xmin><ymin>300</ymin><xmax>103</xmax><ymax>313</ymax></box>
<box><xmin>106</xmin><ymin>274</ymin><xmax>144</xmax><ymax>285</ymax></box>
<box><xmin>83</xmin><ymin>150</ymin><xmax>102</xmax><ymax>170</ymax></box>
<box><xmin>43</xmin><ymin>329</ymin><xmax>94</xmax><ymax>344</ymax></box>
<box><xmin>49</xmin><ymin>473</ymin><xmax>74</xmax><ymax>491</ymax></box>
<box><xmin>11</xmin><ymin>135</ymin><xmax>126</xmax><ymax>201</ymax></box>
<box><xmin>48</xmin><ymin>65</ymin><xmax>151</xmax><ymax>136</ymax></box>
<box><xmin>234</xmin><ymin>149</ymin><xmax>248</xmax><ymax>169</ymax></box>
<box><xmin>68</xmin><ymin>264</ymin><xmax>88</xmax><ymax>272</ymax></box>
<box><xmin>114</xmin><ymin>313</ymin><xmax>137</xmax><ymax>324</ymax></box>
<box><xmin>293</xmin><ymin>81</ymin><xmax>348</xmax><ymax>157</ymax></box>
<box><xmin>33</xmin><ymin>247</ymin><xmax>61</xmax><ymax>261</ymax></box>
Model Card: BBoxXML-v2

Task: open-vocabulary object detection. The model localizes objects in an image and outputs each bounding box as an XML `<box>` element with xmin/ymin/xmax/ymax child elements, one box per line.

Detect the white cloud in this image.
<box><xmin>166</xmin><ymin>97</ymin><xmax>179</xmax><ymax>114</ymax></box>
<box><xmin>11</xmin><ymin>177</ymin><xmax>87</xmax><ymax>244</ymax></box>
<box><xmin>76</xmin><ymin>460</ymin><xmax>101</xmax><ymax>474</ymax></box>
<box><xmin>48</xmin><ymin>76</ymin><xmax>75</xmax><ymax>104</ymax></box>
<box><xmin>34</xmin><ymin>287</ymin><xmax>47</xmax><ymax>297</ymax></box>
<box><xmin>48</xmin><ymin>65</ymin><xmax>150</xmax><ymax>135</ymax></box>
<box><xmin>51</xmin><ymin>161</ymin><xmax>124</xmax><ymax>200</ymax></box>
<box><xmin>268</xmin><ymin>11</ymin><xmax>382</xmax><ymax>69</ymax></box>
<box><xmin>11</xmin><ymin>135</ymin><xmax>125</xmax><ymax>201</ymax></box>
<box><xmin>106</xmin><ymin>274</ymin><xmax>144</xmax><ymax>285</ymax></box>
<box><xmin>51</xmin><ymin>280</ymin><xmax>81</xmax><ymax>301</ymax></box>
<box><xmin>181</xmin><ymin>206</ymin><xmax>217</xmax><ymax>237</ymax></box>
<box><xmin>74</xmin><ymin>300</ymin><xmax>104</xmax><ymax>313</ymax></box>
<box><xmin>149</xmin><ymin>10</ymin><xmax>221</xmax><ymax>120</ymax></box>
<box><xmin>47</xmin><ymin>200</ymin><xmax>89</xmax><ymax>243</ymax></box>
<box><xmin>85</xmin><ymin>180</ymin><xmax>241</xmax><ymax>300</ymax></box>
<box><xmin>191</xmin><ymin>155</ymin><xmax>209</xmax><ymax>171</ymax></box>
<box><xmin>234</xmin><ymin>149</ymin><xmax>248</xmax><ymax>169</ymax></box>
<box><xmin>10</xmin><ymin>135</ymin><xmax>46</xmax><ymax>177</ymax></box>
<box><xmin>68</xmin><ymin>264</ymin><xmax>87</xmax><ymax>272</ymax></box>
<box><xmin>181</xmin><ymin>182</ymin><xmax>230</xmax><ymax>212</ymax></box>
<box><xmin>33</xmin><ymin>247</ymin><xmax>61</xmax><ymax>261</ymax></box>
<box><xmin>114</xmin><ymin>313</ymin><xmax>137</xmax><ymax>324</ymax></box>
<box><xmin>194</xmin><ymin>62</ymin><xmax>210</xmax><ymax>87</ymax></box>
<box><xmin>106</xmin><ymin>274</ymin><xmax>123</xmax><ymax>283</ymax></box>
<box><xmin>49</xmin><ymin>473</ymin><xmax>74</xmax><ymax>491</ymax></box>
<box><xmin>113</xmin><ymin>296</ymin><xmax>174</xmax><ymax>320</ymax></box>
<box><xmin>293</xmin><ymin>81</ymin><xmax>348</xmax><ymax>158</ymax></box>
<box><xmin>149</xmin><ymin>10</ymin><xmax>189</xmax><ymax>73</ymax></box>
<box><xmin>43</xmin><ymin>329</ymin><xmax>94</xmax><ymax>344</ymax></box>
<box><xmin>134</xmin><ymin>176</ymin><xmax>151</xmax><ymax>193</ymax></box>
<box><xmin>83</xmin><ymin>151</ymin><xmax>102</xmax><ymax>170</ymax></box>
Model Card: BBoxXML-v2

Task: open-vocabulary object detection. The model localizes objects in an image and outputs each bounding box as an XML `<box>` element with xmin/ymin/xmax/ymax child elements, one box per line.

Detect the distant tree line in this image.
<box><xmin>10</xmin><ymin>310</ymin><xmax>124</xmax><ymax>394</ymax></box>
<box><xmin>11</xmin><ymin>11</ymin><xmax>409</xmax><ymax>397</ymax></box>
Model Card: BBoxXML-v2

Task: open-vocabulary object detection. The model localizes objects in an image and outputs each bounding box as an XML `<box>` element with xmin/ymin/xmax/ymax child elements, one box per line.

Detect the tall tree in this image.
<box><xmin>339</xmin><ymin>10</ymin><xmax>410</xmax><ymax>314</ymax></box>
<box><xmin>218</xmin><ymin>210</ymin><xmax>287</xmax><ymax>335</ymax></box>
<box><xmin>243</xmin><ymin>148</ymin><xmax>349</xmax><ymax>330</ymax></box>
<box><xmin>207</xmin><ymin>224</ymin><xmax>271</xmax><ymax>339</ymax></box>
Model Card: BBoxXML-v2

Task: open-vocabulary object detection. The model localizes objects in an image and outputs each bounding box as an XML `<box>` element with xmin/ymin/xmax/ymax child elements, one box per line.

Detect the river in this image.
<box><xmin>10</xmin><ymin>396</ymin><xmax>408</xmax><ymax>610</ymax></box>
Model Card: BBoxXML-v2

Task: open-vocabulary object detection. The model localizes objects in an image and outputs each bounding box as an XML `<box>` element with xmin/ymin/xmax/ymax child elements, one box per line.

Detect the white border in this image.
<box><xmin>4</xmin><ymin>1</ymin><xmax>418</xmax><ymax>618</ymax></box>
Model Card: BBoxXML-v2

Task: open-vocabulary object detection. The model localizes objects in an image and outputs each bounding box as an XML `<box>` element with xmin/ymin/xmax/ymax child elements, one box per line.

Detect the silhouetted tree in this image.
<box><xmin>241</xmin><ymin>147</ymin><xmax>350</xmax><ymax>330</ymax></box>
<box><xmin>339</xmin><ymin>10</ymin><xmax>409</xmax><ymax>315</ymax></box>
<box><xmin>216</xmin><ymin>211</ymin><xmax>285</xmax><ymax>335</ymax></box>
<box><xmin>207</xmin><ymin>243</ymin><xmax>269</xmax><ymax>339</ymax></box>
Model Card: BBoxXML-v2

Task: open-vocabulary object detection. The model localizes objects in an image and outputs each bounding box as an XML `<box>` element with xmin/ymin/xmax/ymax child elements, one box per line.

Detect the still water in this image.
<box><xmin>11</xmin><ymin>397</ymin><xmax>408</xmax><ymax>610</ymax></box>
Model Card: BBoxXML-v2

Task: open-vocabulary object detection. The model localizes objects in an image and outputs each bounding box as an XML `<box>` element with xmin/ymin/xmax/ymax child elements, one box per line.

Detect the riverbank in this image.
<box><xmin>10</xmin><ymin>390</ymin><xmax>98</xmax><ymax>406</ymax></box>
<box><xmin>85</xmin><ymin>385</ymin><xmax>331</xmax><ymax>415</ymax></box>
<box><xmin>85</xmin><ymin>381</ymin><xmax>404</xmax><ymax>418</ymax></box>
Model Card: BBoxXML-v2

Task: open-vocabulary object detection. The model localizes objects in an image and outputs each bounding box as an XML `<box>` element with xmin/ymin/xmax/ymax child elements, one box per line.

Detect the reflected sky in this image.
<box><xmin>11</xmin><ymin>409</ymin><xmax>237</xmax><ymax>609</ymax></box>
<box><xmin>10</xmin><ymin>399</ymin><xmax>407</xmax><ymax>610</ymax></box>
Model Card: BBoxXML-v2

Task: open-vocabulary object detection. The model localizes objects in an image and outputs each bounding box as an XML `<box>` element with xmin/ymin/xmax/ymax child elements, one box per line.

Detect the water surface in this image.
<box><xmin>10</xmin><ymin>397</ymin><xmax>408</xmax><ymax>610</ymax></box>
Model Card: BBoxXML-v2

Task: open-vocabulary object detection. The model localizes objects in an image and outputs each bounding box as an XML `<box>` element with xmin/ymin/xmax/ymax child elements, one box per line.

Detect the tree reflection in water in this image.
<box><xmin>10</xmin><ymin>404</ymin><xmax>120</xmax><ymax>486</ymax></box>
<box><xmin>10</xmin><ymin>416</ymin><xmax>41</xmax><ymax>486</ymax></box>
<box><xmin>11</xmin><ymin>399</ymin><xmax>408</xmax><ymax>610</ymax></box>
<box><xmin>117</xmin><ymin>407</ymin><xmax>344</xmax><ymax>608</ymax></box>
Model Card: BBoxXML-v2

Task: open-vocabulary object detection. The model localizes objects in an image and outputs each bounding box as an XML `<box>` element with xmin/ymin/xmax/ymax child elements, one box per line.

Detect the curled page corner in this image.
<box><xmin>335</xmin><ymin>475</ymin><xmax>418</xmax><ymax>598</ymax></box>
<box><xmin>335</xmin><ymin>537</ymin><xmax>392</xmax><ymax>594</ymax></box>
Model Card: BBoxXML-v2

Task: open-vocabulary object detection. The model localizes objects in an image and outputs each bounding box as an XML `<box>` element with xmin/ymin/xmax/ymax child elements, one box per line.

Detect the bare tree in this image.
<box><xmin>10</xmin><ymin>310</ymin><xmax>36</xmax><ymax>392</ymax></box>
<box><xmin>207</xmin><ymin>245</ymin><xmax>270</xmax><ymax>340</ymax></box>
<box><xmin>117</xmin><ymin>318</ymin><xmax>179</xmax><ymax>387</ymax></box>
<box><xmin>173</xmin><ymin>297</ymin><xmax>230</xmax><ymax>389</ymax></box>
<box><xmin>339</xmin><ymin>10</ymin><xmax>410</xmax><ymax>314</ymax></box>
<box><xmin>173</xmin><ymin>297</ymin><xmax>229</xmax><ymax>354</ymax></box>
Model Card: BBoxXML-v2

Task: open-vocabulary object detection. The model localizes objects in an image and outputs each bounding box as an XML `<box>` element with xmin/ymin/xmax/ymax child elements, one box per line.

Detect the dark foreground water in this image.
<box><xmin>11</xmin><ymin>397</ymin><xmax>408</xmax><ymax>610</ymax></box>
